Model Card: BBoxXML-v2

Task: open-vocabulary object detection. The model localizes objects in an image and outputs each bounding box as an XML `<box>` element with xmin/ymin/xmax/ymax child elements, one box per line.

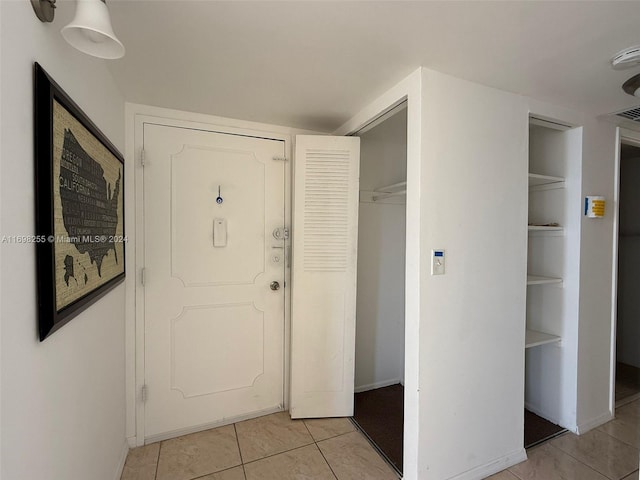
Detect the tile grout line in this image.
<box><xmin>546</xmin><ymin>441</ymin><xmax>623</xmax><ymax>480</ymax></box>
<box><xmin>237</xmin><ymin>419</ymin><xmax>358</xmax><ymax>477</ymax></box>
<box><xmin>316</xmin><ymin>445</ymin><xmax>339</xmax><ymax>480</ymax></box>
<box><xmin>301</xmin><ymin>420</ymin><xmax>339</xmax><ymax>480</ymax></box>
<box><xmin>233</xmin><ymin>421</ymin><xmax>248</xmax><ymax>480</ymax></box>
<box><xmin>190</xmin><ymin>465</ymin><xmax>246</xmax><ymax>480</ymax></box>
<box><xmin>241</xmin><ymin>441</ymin><xmax>317</xmax><ymax>466</ymax></box>
<box><xmin>154</xmin><ymin>441</ymin><xmax>163</xmax><ymax>480</ymax></box>
<box><xmin>312</xmin><ymin>420</ymin><xmax>400</xmax><ymax>479</ymax></box>
<box><xmin>596</xmin><ymin>422</ymin><xmax>640</xmax><ymax>452</ymax></box>
<box><xmin>239</xmin><ymin>417</ymin><xmax>354</xmax><ymax>467</ymax></box>
<box><xmin>233</xmin><ymin>423</ymin><xmax>245</xmax><ymax>465</ymax></box>
<box><xmin>506</xmin><ymin>468</ymin><xmax>524</xmax><ymax>480</ymax></box>
<box><xmin>509</xmin><ymin>443</ymin><xmax>613</xmax><ymax>480</ymax></box>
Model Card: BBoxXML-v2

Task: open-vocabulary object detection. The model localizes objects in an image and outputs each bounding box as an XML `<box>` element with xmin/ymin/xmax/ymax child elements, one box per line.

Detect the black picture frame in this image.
<box><xmin>34</xmin><ymin>63</ymin><xmax>125</xmax><ymax>341</ymax></box>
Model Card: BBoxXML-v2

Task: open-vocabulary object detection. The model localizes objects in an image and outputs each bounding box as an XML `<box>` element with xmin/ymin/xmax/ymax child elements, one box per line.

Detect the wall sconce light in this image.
<box><xmin>30</xmin><ymin>0</ymin><xmax>55</xmax><ymax>22</ymax></box>
<box><xmin>31</xmin><ymin>0</ymin><xmax>124</xmax><ymax>59</ymax></box>
<box><xmin>622</xmin><ymin>73</ymin><xmax>640</xmax><ymax>98</ymax></box>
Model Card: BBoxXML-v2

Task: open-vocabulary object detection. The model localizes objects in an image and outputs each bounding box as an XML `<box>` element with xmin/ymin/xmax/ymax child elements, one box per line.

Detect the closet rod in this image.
<box><xmin>374</xmin><ymin>181</ymin><xmax>407</xmax><ymax>193</ymax></box>
<box><xmin>373</xmin><ymin>190</ymin><xmax>407</xmax><ymax>201</ymax></box>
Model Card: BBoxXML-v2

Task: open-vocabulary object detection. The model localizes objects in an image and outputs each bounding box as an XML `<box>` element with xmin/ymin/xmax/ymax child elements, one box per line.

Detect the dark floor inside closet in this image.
<box><xmin>616</xmin><ymin>362</ymin><xmax>640</xmax><ymax>404</ymax></box>
<box><xmin>352</xmin><ymin>382</ymin><xmax>607</xmax><ymax>466</ymax></box>
<box><xmin>524</xmin><ymin>362</ymin><xmax>640</xmax><ymax>448</ymax></box>
<box><xmin>352</xmin><ymin>384</ymin><xmax>404</xmax><ymax>474</ymax></box>
<box><xmin>524</xmin><ymin>409</ymin><xmax>565</xmax><ymax>448</ymax></box>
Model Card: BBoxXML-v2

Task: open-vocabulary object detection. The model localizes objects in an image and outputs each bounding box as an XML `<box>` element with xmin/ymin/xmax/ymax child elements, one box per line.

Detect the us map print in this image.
<box><xmin>53</xmin><ymin>100</ymin><xmax>124</xmax><ymax>311</ymax></box>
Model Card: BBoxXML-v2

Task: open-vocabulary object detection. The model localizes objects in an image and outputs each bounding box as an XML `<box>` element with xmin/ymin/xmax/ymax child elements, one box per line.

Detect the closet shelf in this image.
<box><xmin>525</xmin><ymin>329</ymin><xmax>561</xmax><ymax>349</ymax></box>
<box><xmin>528</xmin><ymin>173</ymin><xmax>565</xmax><ymax>189</ymax></box>
<box><xmin>527</xmin><ymin>275</ymin><xmax>562</xmax><ymax>286</ymax></box>
<box><xmin>528</xmin><ymin>225</ymin><xmax>563</xmax><ymax>233</ymax></box>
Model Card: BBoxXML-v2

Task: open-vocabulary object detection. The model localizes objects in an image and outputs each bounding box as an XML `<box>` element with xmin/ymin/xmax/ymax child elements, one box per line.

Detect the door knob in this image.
<box><xmin>270</xmin><ymin>281</ymin><xmax>280</xmax><ymax>291</ymax></box>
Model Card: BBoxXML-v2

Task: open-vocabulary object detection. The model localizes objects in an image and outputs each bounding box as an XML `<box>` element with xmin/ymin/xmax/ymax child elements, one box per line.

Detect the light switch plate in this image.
<box><xmin>432</xmin><ymin>249</ymin><xmax>445</xmax><ymax>275</ymax></box>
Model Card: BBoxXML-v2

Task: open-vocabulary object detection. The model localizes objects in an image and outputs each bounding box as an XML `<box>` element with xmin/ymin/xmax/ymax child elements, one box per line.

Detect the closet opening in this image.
<box><xmin>352</xmin><ymin>102</ymin><xmax>407</xmax><ymax>475</ymax></box>
<box><xmin>614</xmin><ymin>141</ymin><xmax>640</xmax><ymax>407</ymax></box>
<box><xmin>525</xmin><ymin>117</ymin><xmax>582</xmax><ymax>448</ymax></box>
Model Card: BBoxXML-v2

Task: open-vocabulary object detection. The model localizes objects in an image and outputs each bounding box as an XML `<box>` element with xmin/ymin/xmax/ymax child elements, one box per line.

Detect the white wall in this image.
<box><xmin>0</xmin><ymin>2</ymin><xmax>127</xmax><ymax>479</ymax></box>
<box><xmin>355</xmin><ymin>110</ymin><xmax>406</xmax><ymax>391</ymax></box>
<box><xmin>418</xmin><ymin>69</ymin><xmax>529</xmax><ymax>479</ymax></box>
<box><xmin>576</xmin><ymin>117</ymin><xmax>619</xmax><ymax>431</ymax></box>
<box><xmin>616</xmin><ymin>149</ymin><xmax>640</xmax><ymax>369</ymax></box>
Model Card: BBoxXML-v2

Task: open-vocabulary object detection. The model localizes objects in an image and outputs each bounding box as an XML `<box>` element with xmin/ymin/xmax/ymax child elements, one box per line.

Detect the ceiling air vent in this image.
<box><xmin>615</xmin><ymin>106</ymin><xmax>640</xmax><ymax>122</ymax></box>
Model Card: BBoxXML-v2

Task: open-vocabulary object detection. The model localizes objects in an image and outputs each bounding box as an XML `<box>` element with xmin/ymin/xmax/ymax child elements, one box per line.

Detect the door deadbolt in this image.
<box><xmin>272</xmin><ymin>227</ymin><xmax>289</xmax><ymax>240</ymax></box>
<box><xmin>270</xmin><ymin>281</ymin><xmax>280</xmax><ymax>291</ymax></box>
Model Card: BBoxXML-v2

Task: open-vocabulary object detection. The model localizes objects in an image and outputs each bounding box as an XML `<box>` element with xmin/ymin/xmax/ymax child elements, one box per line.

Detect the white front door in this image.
<box><xmin>143</xmin><ymin>123</ymin><xmax>286</xmax><ymax>440</ymax></box>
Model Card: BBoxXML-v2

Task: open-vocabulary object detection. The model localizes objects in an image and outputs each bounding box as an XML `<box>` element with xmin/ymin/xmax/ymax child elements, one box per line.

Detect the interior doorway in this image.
<box><xmin>352</xmin><ymin>103</ymin><xmax>407</xmax><ymax>475</ymax></box>
<box><xmin>615</xmin><ymin>142</ymin><xmax>640</xmax><ymax>407</ymax></box>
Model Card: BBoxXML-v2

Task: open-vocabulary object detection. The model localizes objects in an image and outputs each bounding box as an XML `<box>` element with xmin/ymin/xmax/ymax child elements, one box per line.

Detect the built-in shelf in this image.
<box><xmin>528</xmin><ymin>225</ymin><xmax>563</xmax><ymax>233</ymax></box>
<box><xmin>527</xmin><ymin>275</ymin><xmax>562</xmax><ymax>286</ymax></box>
<box><xmin>528</xmin><ymin>173</ymin><xmax>565</xmax><ymax>189</ymax></box>
<box><xmin>525</xmin><ymin>329</ymin><xmax>561</xmax><ymax>349</ymax></box>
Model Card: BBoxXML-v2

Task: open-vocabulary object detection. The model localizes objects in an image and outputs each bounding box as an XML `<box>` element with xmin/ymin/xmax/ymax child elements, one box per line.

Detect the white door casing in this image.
<box><xmin>143</xmin><ymin>123</ymin><xmax>286</xmax><ymax>439</ymax></box>
<box><xmin>290</xmin><ymin>135</ymin><xmax>361</xmax><ymax>418</ymax></box>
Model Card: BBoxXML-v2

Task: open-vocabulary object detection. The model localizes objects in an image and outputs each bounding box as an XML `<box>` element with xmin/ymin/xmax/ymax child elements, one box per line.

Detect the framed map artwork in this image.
<box><xmin>34</xmin><ymin>63</ymin><xmax>125</xmax><ymax>340</ymax></box>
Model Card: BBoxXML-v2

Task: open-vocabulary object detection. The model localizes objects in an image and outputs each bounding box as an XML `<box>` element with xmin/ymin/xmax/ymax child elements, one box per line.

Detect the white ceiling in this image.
<box><xmin>106</xmin><ymin>1</ymin><xmax>640</xmax><ymax>132</ymax></box>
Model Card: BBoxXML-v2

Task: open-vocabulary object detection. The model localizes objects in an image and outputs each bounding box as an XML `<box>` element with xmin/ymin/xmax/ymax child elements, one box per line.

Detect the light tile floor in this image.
<box><xmin>121</xmin><ymin>412</ymin><xmax>398</xmax><ymax>480</ymax></box>
<box><xmin>488</xmin><ymin>398</ymin><xmax>640</xmax><ymax>480</ymax></box>
<box><xmin>122</xmin><ymin>401</ymin><xmax>640</xmax><ymax>480</ymax></box>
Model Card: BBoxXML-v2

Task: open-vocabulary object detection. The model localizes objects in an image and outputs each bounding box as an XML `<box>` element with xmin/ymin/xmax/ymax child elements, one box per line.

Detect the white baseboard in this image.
<box><xmin>113</xmin><ymin>439</ymin><xmax>130</xmax><ymax>480</ymax></box>
<box><xmin>355</xmin><ymin>378</ymin><xmax>402</xmax><ymax>393</ymax></box>
<box><xmin>126</xmin><ymin>436</ymin><xmax>137</xmax><ymax>448</ymax></box>
<box><xmin>577</xmin><ymin>411</ymin><xmax>614</xmax><ymax>434</ymax></box>
<box><xmin>145</xmin><ymin>405</ymin><xmax>283</xmax><ymax>444</ymax></box>
<box><xmin>446</xmin><ymin>448</ymin><xmax>527</xmax><ymax>480</ymax></box>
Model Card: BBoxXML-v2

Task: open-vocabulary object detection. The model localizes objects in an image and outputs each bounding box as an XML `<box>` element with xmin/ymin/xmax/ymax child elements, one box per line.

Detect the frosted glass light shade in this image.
<box><xmin>61</xmin><ymin>0</ymin><xmax>125</xmax><ymax>59</ymax></box>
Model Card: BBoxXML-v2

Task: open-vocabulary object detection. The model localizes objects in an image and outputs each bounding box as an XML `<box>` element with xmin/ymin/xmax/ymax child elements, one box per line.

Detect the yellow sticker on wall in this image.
<box><xmin>585</xmin><ymin>196</ymin><xmax>605</xmax><ymax>218</ymax></box>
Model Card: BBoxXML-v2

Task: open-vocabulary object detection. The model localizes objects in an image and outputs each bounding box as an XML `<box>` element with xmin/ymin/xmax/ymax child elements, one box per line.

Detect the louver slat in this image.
<box><xmin>303</xmin><ymin>150</ymin><xmax>351</xmax><ymax>272</ymax></box>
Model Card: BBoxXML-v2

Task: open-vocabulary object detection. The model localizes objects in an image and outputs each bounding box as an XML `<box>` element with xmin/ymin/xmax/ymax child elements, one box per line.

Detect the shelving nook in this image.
<box><xmin>524</xmin><ymin>116</ymin><xmax>582</xmax><ymax>432</ymax></box>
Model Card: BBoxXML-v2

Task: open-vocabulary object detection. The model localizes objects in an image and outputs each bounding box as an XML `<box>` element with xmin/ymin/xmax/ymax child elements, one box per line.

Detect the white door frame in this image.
<box><xmin>610</xmin><ymin>126</ymin><xmax>640</xmax><ymax>413</ymax></box>
<box><xmin>334</xmin><ymin>68</ymin><xmax>422</xmax><ymax>480</ymax></box>
<box><xmin>124</xmin><ymin>103</ymin><xmax>309</xmax><ymax>447</ymax></box>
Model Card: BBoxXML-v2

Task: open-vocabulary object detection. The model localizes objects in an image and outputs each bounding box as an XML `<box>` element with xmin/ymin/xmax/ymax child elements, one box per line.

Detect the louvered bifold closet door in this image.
<box><xmin>290</xmin><ymin>135</ymin><xmax>360</xmax><ymax>419</ymax></box>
